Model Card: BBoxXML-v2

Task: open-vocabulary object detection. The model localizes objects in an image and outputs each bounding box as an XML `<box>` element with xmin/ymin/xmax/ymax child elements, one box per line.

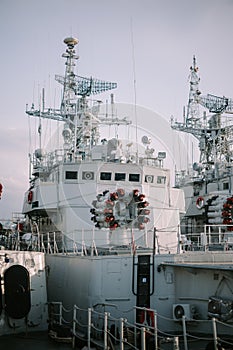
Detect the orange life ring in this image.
<box><xmin>28</xmin><ymin>190</ymin><xmax>33</xmax><ymax>204</ymax></box>
<box><xmin>196</xmin><ymin>196</ymin><xmax>204</xmax><ymax>209</ymax></box>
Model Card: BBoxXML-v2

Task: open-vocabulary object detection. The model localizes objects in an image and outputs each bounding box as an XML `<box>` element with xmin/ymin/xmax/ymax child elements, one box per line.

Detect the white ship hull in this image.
<box><xmin>45</xmin><ymin>249</ymin><xmax>233</xmax><ymax>336</ymax></box>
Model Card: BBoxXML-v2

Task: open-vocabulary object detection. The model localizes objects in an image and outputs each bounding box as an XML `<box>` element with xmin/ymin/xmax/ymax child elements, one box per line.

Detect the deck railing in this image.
<box><xmin>182</xmin><ymin>224</ymin><xmax>233</xmax><ymax>251</ymax></box>
<box><xmin>48</xmin><ymin>301</ymin><xmax>233</xmax><ymax>350</ymax></box>
<box><xmin>2</xmin><ymin>223</ymin><xmax>233</xmax><ymax>254</ymax></box>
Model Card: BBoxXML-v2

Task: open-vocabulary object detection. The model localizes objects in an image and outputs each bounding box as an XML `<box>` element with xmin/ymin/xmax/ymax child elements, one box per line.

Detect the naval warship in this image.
<box><xmin>16</xmin><ymin>37</ymin><xmax>233</xmax><ymax>348</ymax></box>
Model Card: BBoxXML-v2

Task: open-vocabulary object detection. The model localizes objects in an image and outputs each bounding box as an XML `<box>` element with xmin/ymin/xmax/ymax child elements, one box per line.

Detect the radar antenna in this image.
<box><xmin>56</xmin><ymin>74</ymin><xmax>117</xmax><ymax>97</ymax></box>
<box><xmin>197</xmin><ymin>94</ymin><xmax>233</xmax><ymax>114</ymax></box>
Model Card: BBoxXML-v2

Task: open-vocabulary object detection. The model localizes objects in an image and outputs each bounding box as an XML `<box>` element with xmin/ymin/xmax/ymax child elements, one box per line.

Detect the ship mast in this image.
<box><xmin>186</xmin><ymin>56</ymin><xmax>201</xmax><ymax>128</ymax></box>
<box><xmin>26</xmin><ymin>37</ymin><xmax>130</xmax><ymax>160</ymax></box>
<box><xmin>171</xmin><ymin>57</ymin><xmax>233</xmax><ymax>170</ymax></box>
<box><xmin>59</xmin><ymin>37</ymin><xmax>79</xmax><ymax>119</ymax></box>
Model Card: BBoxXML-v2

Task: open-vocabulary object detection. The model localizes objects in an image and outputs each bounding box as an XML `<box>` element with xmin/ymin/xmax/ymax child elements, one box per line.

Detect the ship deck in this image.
<box><xmin>0</xmin><ymin>331</ymin><xmax>213</xmax><ymax>349</ymax></box>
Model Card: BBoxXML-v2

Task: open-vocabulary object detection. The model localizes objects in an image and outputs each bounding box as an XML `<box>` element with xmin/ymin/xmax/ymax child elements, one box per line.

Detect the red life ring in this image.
<box><xmin>91</xmin><ymin>188</ymin><xmax>150</xmax><ymax>230</ymax></box>
<box><xmin>196</xmin><ymin>196</ymin><xmax>204</xmax><ymax>209</ymax></box>
<box><xmin>0</xmin><ymin>183</ymin><xmax>2</xmax><ymax>199</ymax></box>
<box><xmin>28</xmin><ymin>190</ymin><xmax>33</xmax><ymax>204</ymax></box>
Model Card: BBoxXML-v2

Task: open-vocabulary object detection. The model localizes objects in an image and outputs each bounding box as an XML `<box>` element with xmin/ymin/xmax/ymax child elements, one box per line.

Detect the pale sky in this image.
<box><xmin>1</xmin><ymin>0</ymin><xmax>233</xmax><ymax>219</ymax></box>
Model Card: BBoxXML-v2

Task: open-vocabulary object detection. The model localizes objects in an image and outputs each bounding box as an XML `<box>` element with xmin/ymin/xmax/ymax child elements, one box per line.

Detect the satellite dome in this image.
<box><xmin>64</xmin><ymin>37</ymin><xmax>79</xmax><ymax>47</ymax></box>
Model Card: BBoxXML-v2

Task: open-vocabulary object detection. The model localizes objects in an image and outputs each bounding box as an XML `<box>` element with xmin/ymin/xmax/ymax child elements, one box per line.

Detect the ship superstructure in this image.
<box><xmin>22</xmin><ymin>37</ymin><xmax>184</xmax><ymax>253</ymax></box>
<box><xmin>172</xmin><ymin>56</ymin><xmax>233</xmax><ymax>244</ymax></box>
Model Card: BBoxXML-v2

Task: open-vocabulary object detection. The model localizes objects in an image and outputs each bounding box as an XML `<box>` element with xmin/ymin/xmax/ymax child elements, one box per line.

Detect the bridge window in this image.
<box><xmin>65</xmin><ymin>171</ymin><xmax>78</xmax><ymax>180</ymax></box>
<box><xmin>115</xmin><ymin>173</ymin><xmax>126</xmax><ymax>181</ymax></box>
<box><xmin>100</xmin><ymin>172</ymin><xmax>112</xmax><ymax>180</ymax></box>
<box><xmin>129</xmin><ymin>174</ymin><xmax>140</xmax><ymax>182</ymax></box>
<box><xmin>157</xmin><ymin>176</ymin><xmax>166</xmax><ymax>184</ymax></box>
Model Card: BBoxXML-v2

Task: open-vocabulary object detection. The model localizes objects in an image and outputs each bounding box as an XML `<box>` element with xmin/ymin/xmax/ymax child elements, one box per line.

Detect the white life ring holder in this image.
<box><xmin>196</xmin><ymin>196</ymin><xmax>204</xmax><ymax>209</ymax></box>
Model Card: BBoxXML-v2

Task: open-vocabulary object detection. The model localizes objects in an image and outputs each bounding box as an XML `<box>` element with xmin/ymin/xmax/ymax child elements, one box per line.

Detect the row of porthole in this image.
<box><xmin>27</xmin><ymin>172</ymin><xmax>165</xmax><ymax>205</ymax></box>
<box><xmin>65</xmin><ymin>171</ymin><xmax>142</xmax><ymax>182</ymax></box>
<box><xmin>66</xmin><ymin>171</ymin><xmax>166</xmax><ymax>184</ymax></box>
